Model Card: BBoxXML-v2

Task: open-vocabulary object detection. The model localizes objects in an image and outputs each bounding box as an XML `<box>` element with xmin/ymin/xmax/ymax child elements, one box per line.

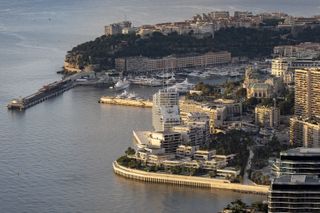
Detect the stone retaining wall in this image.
<box><xmin>113</xmin><ymin>161</ymin><xmax>269</xmax><ymax>195</ymax></box>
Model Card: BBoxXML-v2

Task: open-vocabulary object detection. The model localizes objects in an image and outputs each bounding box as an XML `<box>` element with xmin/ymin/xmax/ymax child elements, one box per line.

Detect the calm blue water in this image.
<box><xmin>0</xmin><ymin>0</ymin><xmax>318</xmax><ymax>212</ymax></box>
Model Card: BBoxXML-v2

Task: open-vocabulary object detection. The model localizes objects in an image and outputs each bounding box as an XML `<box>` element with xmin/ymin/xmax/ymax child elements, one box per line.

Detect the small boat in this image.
<box><xmin>129</xmin><ymin>76</ymin><xmax>162</xmax><ymax>87</ymax></box>
<box><xmin>156</xmin><ymin>72</ymin><xmax>175</xmax><ymax>79</ymax></box>
<box><xmin>114</xmin><ymin>78</ymin><xmax>130</xmax><ymax>91</ymax></box>
<box><xmin>188</xmin><ymin>71</ymin><xmax>200</xmax><ymax>77</ymax></box>
<box><xmin>165</xmin><ymin>76</ymin><xmax>176</xmax><ymax>85</ymax></box>
<box><xmin>116</xmin><ymin>90</ymin><xmax>128</xmax><ymax>98</ymax></box>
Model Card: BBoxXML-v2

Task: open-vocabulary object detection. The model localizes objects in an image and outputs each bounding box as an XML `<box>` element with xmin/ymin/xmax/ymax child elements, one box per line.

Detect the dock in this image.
<box><xmin>99</xmin><ymin>96</ymin><xmax>153</xmax><ymax>108</ymax></box>
<box><xmin>6</xmin><ymin>71</ymin><xmax>115</xmax><ymax>111</ymax></box>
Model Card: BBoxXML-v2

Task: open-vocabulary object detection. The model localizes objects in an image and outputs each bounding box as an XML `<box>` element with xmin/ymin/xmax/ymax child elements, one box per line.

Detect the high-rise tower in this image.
<box><xmin>152</xmin><ymin>88</ymin><xmax>181</xmax><ymax>132</ymax></box>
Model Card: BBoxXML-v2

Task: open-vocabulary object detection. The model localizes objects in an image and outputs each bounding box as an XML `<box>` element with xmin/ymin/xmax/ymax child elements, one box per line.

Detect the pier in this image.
<box><xmin>7</xmin><ymin>79</ymin><xmax>74</xmax><ymax>111</ymax></box>
<box><xmin>99</xmin><ymin>96</ymin><xmax>153</xmax><ymax>108</ymax></box>
<box><xmin>113</xmin><ymin>161</ymin><xmax>269</xmax><ymax>195</ymax></box>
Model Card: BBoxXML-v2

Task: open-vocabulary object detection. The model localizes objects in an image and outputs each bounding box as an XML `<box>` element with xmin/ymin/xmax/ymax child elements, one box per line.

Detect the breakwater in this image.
<box><xmin>99</xmin><ymin>96</ymin><xmax>153</xmax><ymax>108</ymax></box>
<box><xmin>113</xmin><ymin>161</ymin><xmax>269</xmax><ymax>195</ymax></box>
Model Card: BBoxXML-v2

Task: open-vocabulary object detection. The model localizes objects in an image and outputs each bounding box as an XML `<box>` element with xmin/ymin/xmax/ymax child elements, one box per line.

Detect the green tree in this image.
<box><xmin>125</xmin><ymin>147</ymin><xmax>135</xmax><ymax>155</ymax></box>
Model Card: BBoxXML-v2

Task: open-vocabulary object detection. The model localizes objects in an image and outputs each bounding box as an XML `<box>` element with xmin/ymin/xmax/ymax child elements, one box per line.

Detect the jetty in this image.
<box><xmin>7</xmin><ymin>79</ymin><xmax>74</xmax><ymax>111</ymax></box>
<box><xmin>99</xmin><ymin>96</ymin><xmax>153</xmax><ymax>108</ymax></box>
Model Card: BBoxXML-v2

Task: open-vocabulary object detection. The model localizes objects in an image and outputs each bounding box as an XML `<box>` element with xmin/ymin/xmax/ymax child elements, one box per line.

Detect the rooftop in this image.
<box><xmin>281</xmin><ymin>147</ymin><xmax>320</xmax><ymax>156</ymax></box>
<box><xmin>274</xmin><ymin>175</ymin><xmax>320</xmax><ymax>184</ymax></box>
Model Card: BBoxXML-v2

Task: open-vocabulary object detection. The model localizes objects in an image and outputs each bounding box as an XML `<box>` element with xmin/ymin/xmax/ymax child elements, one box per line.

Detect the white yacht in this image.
<box><xmin>198</xmin><ymin>71</ymin><xmax>211</xmax><ymax>78</ymax></box>
<box><xmin>156</xmin><ymin>72</ymin><xmax>175</xmax><ymax>79</ymax></box>
<box><xmin>114</xmin><ymin>78</ymin><xmax>130</xmax><ymax>90</ymax></box>
<box><xmin>130</xmin><ymin>76</ymin><xmax>162</xmax><ymax>87</ymax></box>
<box><xmin>165</xmin><ymin>76</ymin><xmax>176</xmax><ymax>85</ymax></box>
<box><xmin>168</xmin><ymin>78</ymin><xmax>195</xmax><ymax>94</ymax></box>
<box><xmin>116</xmin><ymin>90</ymin><xmax>128</xmax><ymax>98</ymax></box>
<box><xmin>188</xmin><ymin>70</ymin><xmax>200</xmax><ymax>77</ymax></box>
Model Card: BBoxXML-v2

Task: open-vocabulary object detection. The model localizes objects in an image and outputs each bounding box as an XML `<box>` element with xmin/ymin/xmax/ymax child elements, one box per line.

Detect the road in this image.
<box><xmin>243</xmin><ymin>147</ymin><xmax>256</xmax><ymax>185</ymax></box>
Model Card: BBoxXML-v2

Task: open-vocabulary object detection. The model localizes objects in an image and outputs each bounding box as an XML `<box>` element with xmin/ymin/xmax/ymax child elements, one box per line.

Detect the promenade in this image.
<box><xmin>113</xmin><ymin>161</ymin><xmax>269</xmax><ymax>195</ymax></box>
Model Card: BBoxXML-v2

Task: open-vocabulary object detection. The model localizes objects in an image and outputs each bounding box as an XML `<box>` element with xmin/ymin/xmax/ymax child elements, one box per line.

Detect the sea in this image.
<box><xmin>1</xmin><ymin>0</ymin><xmax>319</xmax><ymax>212</ymax></box>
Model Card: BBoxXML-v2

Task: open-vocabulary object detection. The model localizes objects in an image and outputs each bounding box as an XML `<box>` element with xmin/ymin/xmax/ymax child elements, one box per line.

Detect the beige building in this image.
<box><xmin>290</xmin><ymin>68</ymin><xmax>320</xmax><ymax>147</ymax></box>
<box><xmin>172</xmin><ymin>123</ymin><xmax>209</xmax><ymax>147</ymax></box>
<box><xmin>176</xmin><ymin>145</ymin><xmax>197</xmax><ymax>158</ymax></box>
<box><xmin>295</xmin><ymin>68</ymin><xmax>320</xmax><ymax>118</ymax></box>
<box><xmin>271</xmin><ymin>58</ymin><xmax>293</xmax><ymax>84</ymax></box>
<box><xmin>115</xmin><ymin>51</ymin><xmax>231</xmax><ymax>74</ymax></box>
<box><xmin>210</xmin><ymin>11</ymin><xmax>230</xmax><ymax>19</ymax></box>
<box><xmin>290</xmin><ymin>117</ymin><xmax>320</xmax><ymax>148</ymax></box>
<box><xmin>273</xmin><ymin>42</ymin><xmax>320</xmax><ymax>59</ymax></box>
<box><xmin>105</xmin><ymin>21</ymin><xmax>132</xmax><ymax>36</ymax></box>
<box><xmin>271</xmin><ymin>58</ymin><xmax>320</xmax><ymax>84</ymax></box>
<box><xmin>179</xmin><ymin>99</ymin><xmax>226</xmax><ymax>133</ymax></box>
<box><xmin>247</xmin><ymin>83</ymin><xmax>272</xmax><ymax>99</ymax></box>
<box><xmin>194</xmin><ymin>150</ymin><xmax>216</xmax><ymax>161</ymax></box>
<box><xmin>133</xmin><ymin>130</ymin><xmax>182</xmax><ymax>154</ymax></box>
<box><xmin>212</xmin><ymin>99</ymin><xmax>243</xmax><ymax>119</ymax></box>
<box><xmin>255</xmin><ymin>105</ymin><xmax>280</xmax><ymax>128</ymax></box>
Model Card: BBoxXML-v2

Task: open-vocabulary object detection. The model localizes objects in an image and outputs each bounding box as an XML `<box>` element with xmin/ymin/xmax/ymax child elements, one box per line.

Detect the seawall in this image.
<box><xmin>113</xmin><ymin>161</ymin><xmax>269</xmax><ymax>195</ymax></box>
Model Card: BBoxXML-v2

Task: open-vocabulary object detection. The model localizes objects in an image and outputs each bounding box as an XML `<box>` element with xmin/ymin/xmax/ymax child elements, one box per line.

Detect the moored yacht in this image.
<box><xmin>168</xmin><ymin>78</ymin><xmax>195</xmax><ymax>94</ymax></box>
<box><xmin>129</xmin><ymin>76</ymin><xmax>162</xmax><ymax>87</ymax></box>
<box><xmin>114</xmin><ymin>78</ymin><xmax>130</xmax><ymax>90</ymax></box>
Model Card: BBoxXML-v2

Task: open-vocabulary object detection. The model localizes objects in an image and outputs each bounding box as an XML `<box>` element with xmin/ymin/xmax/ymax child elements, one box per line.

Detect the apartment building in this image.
<box><xmin>255</xmin><ymin>105</ymin><xmax>280</xmax><ymax>128</ymax></box>
<box><xmin>290</xmin><ymin>117</ymin><xmax>320</xmax><ymax>147</ymax></box>
<box><xmin>115</xmin><ymin>51</ymin><xmax>231</xmax><ymax>74</ymax></box>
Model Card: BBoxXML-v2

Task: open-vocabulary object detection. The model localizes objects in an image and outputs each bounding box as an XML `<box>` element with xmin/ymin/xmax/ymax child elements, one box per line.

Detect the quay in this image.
<box><xmin>113</xmin><ymin>161</ymin><xmax>269</xmax><ymax>195</ymax></box>
<box><xmin>99</xmin><ymin>96</ymin><xmax>153</xmax><ymax>108</ymax></box>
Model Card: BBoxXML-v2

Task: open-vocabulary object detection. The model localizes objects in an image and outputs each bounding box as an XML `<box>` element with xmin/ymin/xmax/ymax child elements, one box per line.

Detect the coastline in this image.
<box><xmin>113</xmin><ymin>161</ymin><xmax>269</xmax><ymax>195</ymax></box>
